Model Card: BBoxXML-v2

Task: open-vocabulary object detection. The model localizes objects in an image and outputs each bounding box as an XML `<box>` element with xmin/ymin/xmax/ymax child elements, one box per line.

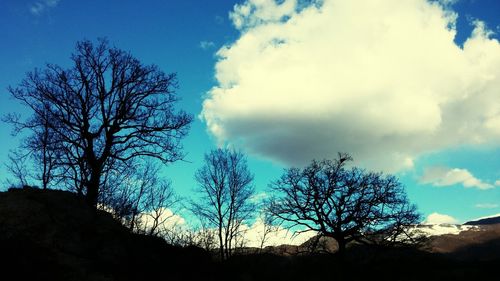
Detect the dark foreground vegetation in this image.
<box><xmin>0</xmin><ymin>188</ymin><xmax>212</xmax><ymax>280</ymax></box>
<box><xmin>1</xmin><ymin>187</ymin><xmax>499</xmax><ymax>281</ymax></box>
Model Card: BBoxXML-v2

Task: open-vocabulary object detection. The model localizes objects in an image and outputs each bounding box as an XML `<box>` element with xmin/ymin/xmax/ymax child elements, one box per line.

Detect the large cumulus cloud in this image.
<box><xmin>201</xmin><ymin>0</ymin><xmax>500</xmax><ymax>171</ymax></box>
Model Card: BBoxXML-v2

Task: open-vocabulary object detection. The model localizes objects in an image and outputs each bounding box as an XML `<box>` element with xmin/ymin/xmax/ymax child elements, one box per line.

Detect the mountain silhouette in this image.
<box><xmin>464</xmin><ymin>215</ymin><xmax>500</xmax><ymax>226</ymax></box>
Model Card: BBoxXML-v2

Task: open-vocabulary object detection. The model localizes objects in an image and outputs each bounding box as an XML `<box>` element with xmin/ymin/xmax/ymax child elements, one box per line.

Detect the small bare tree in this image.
<box><xmin>256</xmin><ymin>210</ymin><xmax>279</xmax><ymax>252</ymax></box>
<box><xmin>4</xmin><ymin>108</ymin><xmax>63</xmax><ymax>190</ymax></box>
<box><xmin>161</xmin><ymin>221</ymin><xmax>191</xmax><ymax>246</ymax></box>
<box><xmin>28</xmin><ymin>109</ymin><xmax>61</xmax><ymax>190</ymax></box>
<box><xmin>5</xmin><ymin>150</ymin><xmax>31</xmax><ymax>188</ymax></box>
<box><xmin>268</xmin><ymin>153</ymin><xmax>421</xmax><ymax>257</ymax></box>
<box><xmin>174</xmin><ymin>225</ymin><xmax>218</xmax><ymax>250</ymax></box>
<box><xmin>99</xmin><ymin>161</ymin><xmax>177</xmax><ymax>235</ymax></box>
<box><xmin>141</xmin><ymin>181</ymin><xmax>178</xmax><ymax>236</ymax></box>
<box><xmin>195</xmin><ymin>227</ymin><xmax>218</xmax><ymax>251</ymax></box>
<box><xmin>191</xmin><ymin>148</ymin><xmax>255</xmax><ymax>260</ymax></box>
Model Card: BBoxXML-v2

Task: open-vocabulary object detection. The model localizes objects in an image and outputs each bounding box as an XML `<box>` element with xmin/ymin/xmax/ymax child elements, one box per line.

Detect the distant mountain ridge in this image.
<box><xmin>464</xmin><ymin>215</ymin><xmax>500</xmax><ymax>226</ymax></box>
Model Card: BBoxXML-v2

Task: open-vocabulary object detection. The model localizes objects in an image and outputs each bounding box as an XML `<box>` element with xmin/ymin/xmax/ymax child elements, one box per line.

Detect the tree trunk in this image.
<box><xmin>218</xmin><ymin>224</ymin><xmax>225</xmax><ymax>260</ymax></box>
<box><xmin>337</xmin><ymin>236</ymin><xmax>346</xmax><ymax>259</ymax></box>
<box><xmin>85</xmin><ymin>171</ymin><xmax>100</xmax><ymax>207</ymax></box>
<box><xmin>335</xmin><ymin>236</ymin><xmax>347</xmax><ymax>281</ymax></box>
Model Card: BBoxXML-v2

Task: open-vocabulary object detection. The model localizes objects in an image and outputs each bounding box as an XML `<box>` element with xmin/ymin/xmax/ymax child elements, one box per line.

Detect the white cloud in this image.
<box><xmin>475</xmin><ymin>203</ymin><xmax>499</xmax><ymax>209</ymax></box>
<box><xmin>199</xmin><ymin>41</ymin><xmax>216</xmax><ymax>50</ymax></box>
<box><xmin>249</xmin><ymin>191</ymin><xmax>269</xmax><ymax>203</ymax></box>
<box><xmin>230</xmin><ymin>0</ymin><xmax>298</xmax><ymax>30</ymax></box>
<box><xmin>137</xmin><ymin>206</ymin><xmax>314</xmax><ymax>247</ymax></box>
<box><xmin>201</xmin><ymin>0</ymin><xmax>500</xmax><ymax>171</ymax></box>
<box><xmin>424</xmin><ymin>212</ymin><xmax>458</xmax><ymax>224</ymax></box>
<box><xmin>139</xmin><ymin>208</ymin><xmax>186</xmax><ymax>229</ymax></box>
<box><xmin>495</xmin><ymin>180</ymin><xmax>500</xmax><ymax>186</ymax></box>
<box><xmin>30</xmin><ymin>0</ymin><xmax>60</xmax><ymax>15</ymax></box>
<box><xmin>154</xmin><ymin>210</ymin><xmax>314</xmax><ymax>247</ymax></box>
<box><xmin>242</xmin><ymin>217</ymin><xmax>316</xmax><ymax>247</ymax></box>
<box><xmin>420</xmin><ymin>166</ymin><xmax>494</xmax><ymax>190</ymax></box>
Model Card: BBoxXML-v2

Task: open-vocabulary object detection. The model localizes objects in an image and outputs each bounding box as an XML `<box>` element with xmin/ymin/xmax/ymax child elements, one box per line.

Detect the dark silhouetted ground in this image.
<box><xmin>0</xmin><ymin>188</ymin><xmax>214</xmax><ymax>281</ymax></box>
<box><xmin>0</xmin><ymin>187</ymin><xmax>499</xmax><ymax>280</ymax></box>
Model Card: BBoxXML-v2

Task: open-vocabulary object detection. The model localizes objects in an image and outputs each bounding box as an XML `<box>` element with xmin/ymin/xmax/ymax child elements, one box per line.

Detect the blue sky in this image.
<box><xmin>0</xmin><ymin>0</ymin><xmax>499</xmax><ymax>224</ymax></box>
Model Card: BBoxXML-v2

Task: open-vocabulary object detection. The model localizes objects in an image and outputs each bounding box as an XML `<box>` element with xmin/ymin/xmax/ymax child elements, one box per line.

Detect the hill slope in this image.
<box><xmin>0</xmin><ymin>188</ymin><xmax>212</xmax><ymax>281</ymax></box>
<box><xmin>428</xmin><ymin>224</ymin><xmax>500</xmax><ymax>260</ymax></box>
<box><xmin>1</xmin><ymin>187</ymin><xmax>500</xmax><ymax>281</ymax></box>
<box><xmin>464</xmin><ymin>215</ymin><xmax>500</xmax><ymax>226</ymax></box>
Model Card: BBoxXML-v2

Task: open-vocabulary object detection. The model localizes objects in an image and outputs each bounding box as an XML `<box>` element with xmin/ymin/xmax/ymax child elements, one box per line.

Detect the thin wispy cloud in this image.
<box><xmin>29</xmin><ymin>0</ymin><xmax>60</xmax><ymax>15</ymax></box>
<box><xmin>438</xmin><ymin>0</ymin><xmax>459</xmax><ymax>6</ymax></box>
<box><xmin>420</xmin><ymin>166</ymin><xmax>495</xmax><ymax>190</ymax></box>
<box><xmin>249</xmin><ymin>192</ymin><xmax>268</xmax><ymax>203</ymax></box>
<box><xmin>215</xmin><ymin>15</ymin><xmax>225</xmax><ymax>25</ymax></box>
<box><xmin>199</xmin><ymin>41</ymin><xmax>215</xmax><ymax>50</ymax></box>
<box><xmin>475</xmin><ymin>203</ymin><xmax>499</xmax><ymax>209</ymax></box>
<box><xmin>201</xmin><ymin>0</ymin><xmax>500</xmax><ymax>172</ymax></box>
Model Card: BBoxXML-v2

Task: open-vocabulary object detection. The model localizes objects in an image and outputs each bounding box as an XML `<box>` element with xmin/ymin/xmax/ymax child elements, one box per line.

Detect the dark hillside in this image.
<box><xmin>223</xmin><ymin>244</ymin><xmax>499</xmax><ymax>281</ymax></box>
<box><xmin>1</xmin><ymin>188</ymin><xmax>500</xmax><ymax>281</ymax></box>
<box><xmin>429</xmin><ymin>224</ymin><xmax>500</xmax><ymax>260</ymax></box>
<box><xmin>464</xmin><ymin>216</ymin><xmax>500</xmax><ymax>226</ymax></box>
<box><xmin>0</xmin><ymin>188</ymin><xmax>213</xmax><ymax>281</ymax></box>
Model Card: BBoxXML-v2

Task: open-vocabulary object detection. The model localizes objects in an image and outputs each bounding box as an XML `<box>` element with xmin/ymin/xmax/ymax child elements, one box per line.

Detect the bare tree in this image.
<box><xmin>162</xmin><ymin>224</ymin><xmax>218</xmax><ymax>250</ymax></box>
<box><xmin>6</xmin><ymin>39</ymin><xmax>192</xmax><ymax>206</ymax></box>
<box><xmin>194</xmin><ymin>227</ymin><xmax>218</xmax><ymax>251</ymax></box>
<box><xmin>191</xmin><ymin>148</ymin><xmax>255</xmax><ymax>260</ymax></box>
<box><xmin>268</xmin><ymin>153</ymin><xmax>421</xmax><ymax>257</ymax></box>
<box><xmin>27</xmin><ymin>109</ymin><xmax>61</xmax><ymax>189</ymax></box>
<box><xmin>99</xmin><ymin>161</ymin><xmax>177</xmax><ymax>235</ymax></box>
<box><xmin>256</xmin><ymin>210</ymin><xmax>279</xmax><ymax>252</ymax></box>
<box><xmin>161</xmin><ymin>221</ymin><xmax>190</xmax><ymax>246</ymax></box>
<box><xmin>4</xmin><ymin>107</ymin><xmax>63</xmax><ymax>190</ymax></box>
<box><xmin>141</xmin><ymin>181</ymin><xmax>178</xmax><ymax>236</ymax></box>
<box><xmin>5</xmin><ymin>150</ymin><xmax>31</xmax><ymax>188</ymax></box>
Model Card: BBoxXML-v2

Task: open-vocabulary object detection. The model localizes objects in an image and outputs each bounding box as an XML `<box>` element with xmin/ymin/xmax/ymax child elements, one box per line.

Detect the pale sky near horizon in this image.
<box><xmin>0</xmin><ymin>0</ymin><xmax>499</xmax><ymax>226</ymax></box>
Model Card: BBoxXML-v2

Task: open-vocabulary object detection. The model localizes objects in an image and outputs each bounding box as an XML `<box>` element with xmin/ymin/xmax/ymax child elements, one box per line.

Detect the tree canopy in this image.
<box><xmin>268</xmin><ymin>153</ymin><xmax>421</xmax><ymax>255</ymax></box>
<box><xmin>6</xmin><ymin>39</ymin><xmax>192</xmax><ymax>206</ymax></box>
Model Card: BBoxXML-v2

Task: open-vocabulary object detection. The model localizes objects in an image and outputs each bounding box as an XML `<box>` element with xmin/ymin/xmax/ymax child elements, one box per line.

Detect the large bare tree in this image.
<box><xmin>191</xmin><ymin>148</ymin><xmax>255</xmax><ymax>260</ymax></box>
<box><xmin>268</xmin><ymin>153</ymin><xmax>421</xmax><ymax>256</ymax></box>
<box><xmin>6</xmin><ymin>39</ymin><xmax>192</xmax><ymax>206</ymax></box>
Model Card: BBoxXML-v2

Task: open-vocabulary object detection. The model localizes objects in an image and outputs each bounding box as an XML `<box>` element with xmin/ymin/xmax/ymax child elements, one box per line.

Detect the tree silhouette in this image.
<box><xmin>191</xmin><ymin>148</ymin><xmax>255</xmax><ymax>260</ymax></box>
<box><xmin>6</xmin><ymin>39</ymin><xmax>192</xmax><ymax>206</ymax></box>
<box><xmin>268</xmin><ymin>153</ymin><xmax>421</xmax><ymax>256</ymax></box>
<box><xmin>5</xmin><ymin>107</ymin><xmax>63</xmax><ymax>190</ymax></box>
<box><xmin>5</xmin><ymin>149</ymin><xmax>31</xmax><ymax>188</ymax></box>
<box><xmin>99</xmin><ymin>161</ymin><xmax>177</xmax><ymax>236</ymax></box>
